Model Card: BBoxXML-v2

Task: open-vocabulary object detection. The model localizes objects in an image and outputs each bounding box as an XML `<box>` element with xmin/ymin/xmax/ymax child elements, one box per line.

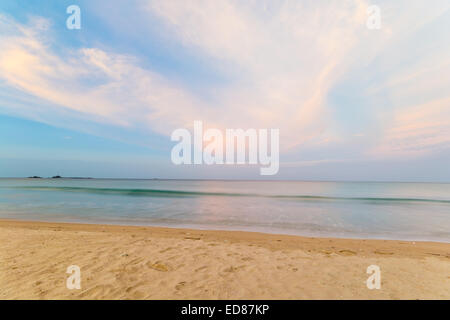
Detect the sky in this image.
<box><xmin>0</xmin><ymin>0</ymin><xmax>449</xmax><ymax>181</ymax></box>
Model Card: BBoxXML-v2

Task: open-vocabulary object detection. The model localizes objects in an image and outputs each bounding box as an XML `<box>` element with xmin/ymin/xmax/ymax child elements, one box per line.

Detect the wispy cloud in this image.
<box><xmin>0</xmin><ymin>0</ymin><xmax>449</xmax><ymax>167</ymax></box>
<box><xmin>372</xmin><ymin>97</ymin><xmax>450</xmax><ymax>157</ymax></box>
<box><xmin>0</xmin><ymin>14</ymin><xmax>204</xmax><ymax>135</ymax></box>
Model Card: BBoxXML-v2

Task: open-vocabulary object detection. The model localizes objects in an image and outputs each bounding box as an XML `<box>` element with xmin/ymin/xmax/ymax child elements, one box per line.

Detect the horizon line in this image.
<box><xmin>1</xmin><ymin>177</ymin><xmax>449</xmax><ymax>184</ymax></box>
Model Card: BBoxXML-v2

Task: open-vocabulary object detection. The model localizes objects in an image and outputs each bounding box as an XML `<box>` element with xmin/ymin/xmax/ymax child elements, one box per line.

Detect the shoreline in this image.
<box><xmin>2</xmin><ymin>217</ymin><xmax>449</xmax><ymax>244</ymax></box>
<box><xmin>1</xmin><ymin>218</ymin><xmax>450</xmax><ymax>254</ymax></box>
<box><xmin>1</xmin><ymin>219</ymin><xmax>449</xmax><ymax>299</ymax></box>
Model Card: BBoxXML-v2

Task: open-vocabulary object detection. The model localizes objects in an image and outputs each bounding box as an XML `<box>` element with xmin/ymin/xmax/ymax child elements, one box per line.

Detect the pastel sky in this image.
<box><xmin>1</xmin><ymin>0</ymin><xmax>449</xmax><ymax>181</ymax></box>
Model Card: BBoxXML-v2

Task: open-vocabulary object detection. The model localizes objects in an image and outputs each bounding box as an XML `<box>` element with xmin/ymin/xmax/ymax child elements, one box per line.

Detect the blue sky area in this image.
<box><xmin>0</xmin><ymin>1</ymin><xmax>449</xmax><ymax>181</ymax></box>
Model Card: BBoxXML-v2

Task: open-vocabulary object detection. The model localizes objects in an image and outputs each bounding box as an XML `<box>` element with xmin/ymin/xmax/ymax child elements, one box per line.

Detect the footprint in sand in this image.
<box><xmin>374</xmin><ymin>250</ymin><xmax>394</xmax><ymax>255</ymax></box>
<box><xmin>223</xmin><ymin>265</ymin><xmax>245</xmax><ymax>273</ymax></box>
<box><xmin>146</xmin><ymin>261</ymin><xmax>170</xmax><ymax>272</ymax></box>
<box><xmin>184</xmin><ymin>237</ymin><xmax>201</xmax><ymax>240</ymax></box>
<box><xmin>425</xmin><ymin>252</ymin><xmax>444</xmax><ymax>257</ymax></box>
<box><xmin>175</xmin><ymin>281</ymin><xmax>187</xmax><ymax>290</ymax></box>
<box><xmin>195</xmin><ymin>266</ymin><xmax>207</xmax><ymax>272</ymax></box>
<box><xmin>128</xmin><ymin>257</ymin><xmax>145</xmax><ymax>265</ymax></box>
<box><xmin>338</xmin><ymin>250</ymin><xmax>356</xmax><ymax>256</ymax></box>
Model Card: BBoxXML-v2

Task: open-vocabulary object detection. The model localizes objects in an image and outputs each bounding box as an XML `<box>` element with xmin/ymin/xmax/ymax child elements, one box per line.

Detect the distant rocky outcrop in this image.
<box><xmin>28</xmin><ymin>176</ymin><xmax>42</xmax><ymax>179</ymax></box>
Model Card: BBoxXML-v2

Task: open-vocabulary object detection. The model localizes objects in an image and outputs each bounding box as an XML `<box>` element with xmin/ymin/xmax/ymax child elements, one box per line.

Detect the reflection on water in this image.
<box><xmin>0</xmin><ymin>178</ymin><xmax>449</xmax><ymax>242</ymax></box>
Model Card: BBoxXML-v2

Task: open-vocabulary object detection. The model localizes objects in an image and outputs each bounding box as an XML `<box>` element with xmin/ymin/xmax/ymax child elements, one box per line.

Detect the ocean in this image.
<box><xmin>0</xmin><ymin>178</ymin><xmax>449</xmax><ymax>242</ymax></box>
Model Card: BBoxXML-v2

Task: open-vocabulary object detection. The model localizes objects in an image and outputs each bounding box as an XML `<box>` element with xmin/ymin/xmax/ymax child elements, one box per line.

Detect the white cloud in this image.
<box><xmin>1</xmin><ymin>0</ymin><xmax>450</xmax><ymax>161</ymax></box>
<box><xmin>372</xmin><ymin>97</ymin><xmax>450</xmax><ymax>157</ymax></box>
<box><xmin>145</xmin><ymin>0</ymin><xmax>373</xmax><ymax>149</ymax></box>
<box><xmin>0</xmin><ymin>14</ymin><xmax>203</xmax><ymax>135</ymax></box>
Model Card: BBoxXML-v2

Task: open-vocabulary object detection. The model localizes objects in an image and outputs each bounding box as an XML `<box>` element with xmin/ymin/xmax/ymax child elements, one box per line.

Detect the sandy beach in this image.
<box><xmin>0</xmin><ymin>219</ymin><xmax>448</xmax><ymax>300</ymax></box>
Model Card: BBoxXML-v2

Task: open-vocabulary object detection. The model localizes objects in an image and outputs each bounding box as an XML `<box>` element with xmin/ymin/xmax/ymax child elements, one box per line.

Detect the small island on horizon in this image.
<box><xmin>27</xmin><ymin>176</ymin><xmax>93</xmax><ymax>179</ymax></box>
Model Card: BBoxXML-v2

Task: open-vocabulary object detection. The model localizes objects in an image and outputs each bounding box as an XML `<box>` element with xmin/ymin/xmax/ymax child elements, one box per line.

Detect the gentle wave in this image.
<box><xmin>8</xmin><ymin>186</ymin><xmax>450</xmax><ymax>204</ymax></box>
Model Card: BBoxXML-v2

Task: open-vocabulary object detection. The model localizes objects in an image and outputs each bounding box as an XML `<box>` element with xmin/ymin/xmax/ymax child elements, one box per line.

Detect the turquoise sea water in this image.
<box><xmin>0</xmin><ymin>178</ymin><xmax>449</xmax><ymax>242</ymax></box>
